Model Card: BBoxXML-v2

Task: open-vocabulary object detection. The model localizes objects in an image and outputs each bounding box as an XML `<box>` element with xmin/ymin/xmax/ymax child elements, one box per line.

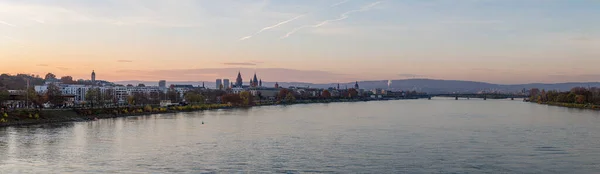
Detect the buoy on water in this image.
<box><xmin>202</xmin><ymin>121</ymin><xmax>204</xmax><ymax>125</ymax></box>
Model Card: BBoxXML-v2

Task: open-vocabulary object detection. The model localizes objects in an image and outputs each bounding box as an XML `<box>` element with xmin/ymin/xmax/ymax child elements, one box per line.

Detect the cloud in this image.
<box><xmin>114</xmin><ymin>68</ymin><xmax>351</xmax><ymax>83</ymax></box>
<box><xmin>281</xmin><ymin>1</ymin><xmax>382</xmax><ymax>39</ymax></box>
<box><xmin>223</xmin><ymin>62</ymin><xmax>257</xmax><ymax>66</ymax></box>
<box><xmin>56</xmin><ymin>67</ymin><xmax>70</xmax><ymax>71</ymax></box>
<box><xmin>331</xmin><ymin>0</ymin><xmax>350</xmax><ymax>7</ymax></box>
<box><xmin>0</xmin><ymin>20</ymin><xmax>16</xmax><ymax>27</ymax></box>
<box><xmin>117</xmin><ymin>60</ymin><xmax>133</xmax><ymax>63</ymax></box>
<box><xmin>37</xmin><ymin>64</ymin><xmax>49</xmax><ymax>67</ymax></box>
<box><xmin>239</xmin><ymin>14</ymin><xmax>306</xmax><ymax>40</ymax></box>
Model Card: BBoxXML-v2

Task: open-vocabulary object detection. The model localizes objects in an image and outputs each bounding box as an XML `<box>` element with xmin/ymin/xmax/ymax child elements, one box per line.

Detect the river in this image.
<box><xmin>1</xmin><ymin>98</ymin><xmax>600</xmax><ymax>173</ymax></box>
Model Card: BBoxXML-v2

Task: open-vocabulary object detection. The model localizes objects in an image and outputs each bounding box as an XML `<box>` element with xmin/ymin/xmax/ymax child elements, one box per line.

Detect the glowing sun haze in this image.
<box><xmin>0</xmin><ymin>0</ymin><xmax>598</xmax><ymax>84</ymax></box>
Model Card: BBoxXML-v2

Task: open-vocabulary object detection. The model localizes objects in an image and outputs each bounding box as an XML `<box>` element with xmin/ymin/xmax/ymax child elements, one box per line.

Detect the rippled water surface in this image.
<box><xmin>2</xmin><ymin>98</ymin><xmax>600</xmax><ymax>173</ymax></box>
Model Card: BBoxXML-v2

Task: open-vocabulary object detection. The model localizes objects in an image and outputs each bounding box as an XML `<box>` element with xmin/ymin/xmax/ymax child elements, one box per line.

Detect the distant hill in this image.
<box><xmin>115</xmin><ymin>79</ymin><xmax>600</xmax><ymax>94</ymax></box>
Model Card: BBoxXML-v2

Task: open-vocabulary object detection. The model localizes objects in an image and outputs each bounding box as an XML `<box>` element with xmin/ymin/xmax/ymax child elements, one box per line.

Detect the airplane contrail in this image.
<box><xmin>0</xmin><ymin>20</ymin><xmax>16</xmax><ymax>27</ymax></box>
<box><xmin>239</xmin><ymin>14</ymin><xmax>306</xmax><ymax>41</ymax></box>
<box><xmin>281</xmin><ymin>1</ymin><xmax>382</xmax><ymax>39</ymax></box>
<box><xmin>331</xmin><ymin>0</ymin><xmax>350</xmax><ymax>7</ymax></box>
<box><xmin>238</xmin><ymin>0</ymin><xmax>353</xmax><ymax>41</ymax></box>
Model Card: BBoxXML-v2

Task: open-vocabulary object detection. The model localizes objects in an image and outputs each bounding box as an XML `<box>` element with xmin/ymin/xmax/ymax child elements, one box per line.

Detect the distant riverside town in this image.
<box><xmin>0</xmin><ymin>71</ymin><xmax>427</xmax><ymax>109</ymax></box>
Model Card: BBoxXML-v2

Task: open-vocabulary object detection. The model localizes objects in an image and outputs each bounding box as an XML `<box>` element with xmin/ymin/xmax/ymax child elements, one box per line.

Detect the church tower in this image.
<box><xmin>252</xmin><ymin>73</ymin><xmax>259</xmax><ymax>87</ymax></box>
<box><xmin>354</xmin><ymin>81</ymin><xmax>359</xmax><ymax>89</ymax></box>
<box><xmin>259</xmin><ymin>79</ymin><xmax>262</xmax><ymax>87</ymax></box>
<box><xmin>235</xmin><ymin>71</ymin><xmax>243</xmax><ymax>87</ymax></box>
<box><xmin>275</xmin><ymin>82</ymin><xmax>279</xmax><ymax>88</ymax></box>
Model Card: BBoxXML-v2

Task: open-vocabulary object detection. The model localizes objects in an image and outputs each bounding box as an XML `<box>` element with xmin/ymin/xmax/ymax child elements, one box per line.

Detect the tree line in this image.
<box><xmin>530</xmin><ymin>87</ymin><xmax>600</xmax><ymax>105</ymax></box>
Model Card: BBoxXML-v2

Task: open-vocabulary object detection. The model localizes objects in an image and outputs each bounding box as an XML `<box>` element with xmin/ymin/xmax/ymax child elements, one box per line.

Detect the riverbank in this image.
<box><xmin>0</xmin><ymin>98</ymin><xmax>413</xmax><ymax>127</ymax></box>
<box><xmin>535</xmin><ymin>101</ymin><xmax>600</xmax><ymax>110</ymax></box>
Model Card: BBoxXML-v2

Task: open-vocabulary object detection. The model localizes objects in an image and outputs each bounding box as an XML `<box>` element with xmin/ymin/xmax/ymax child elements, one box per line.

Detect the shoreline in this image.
<box><xmin>533</xmin><ymin>101</ymin><xmax>600</xmax><ymax>110</ymax></box>
<box><xmin>0</xmin><ymin>98</ymin><xmax>418</xmax><ymax>128</ymax></box>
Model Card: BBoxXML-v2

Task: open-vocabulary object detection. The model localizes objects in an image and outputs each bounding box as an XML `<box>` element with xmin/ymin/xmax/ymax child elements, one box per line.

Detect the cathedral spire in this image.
<box><xmin>235</xmin><ymin>71</ymin><xmax>243</xmax><ymax>87</ymax></box>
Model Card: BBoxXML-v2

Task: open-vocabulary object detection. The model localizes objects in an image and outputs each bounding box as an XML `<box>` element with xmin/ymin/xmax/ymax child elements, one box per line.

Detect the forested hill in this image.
<box><xmin>0</xmin><ymin>74</ymin><xmax>45</xmax><ymax>90</ymax></box>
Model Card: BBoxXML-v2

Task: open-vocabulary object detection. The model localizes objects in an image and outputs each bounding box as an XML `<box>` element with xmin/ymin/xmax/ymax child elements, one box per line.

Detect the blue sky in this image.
<box><xmin>0</xmin><ymin>0</ymin><xmax>598</xmax><ymax>84</ymax></box>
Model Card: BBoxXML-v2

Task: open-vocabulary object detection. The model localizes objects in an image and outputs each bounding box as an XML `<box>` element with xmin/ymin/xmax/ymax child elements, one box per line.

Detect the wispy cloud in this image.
<box><xmin>115</xmin><ymin>68</ymin><xmax>352</xmax><ymax>83</ymax></box>
<box><xmin>117</xmin><ymin>60</ymin><xmax>133</xmax><ymax>63</ymax></box>
<box><xmin>331</xmin><ymin>0</ymin><xmax>350</xmax><ymax>7</ymax></box>
<box><xmin>239</xmin><ymin>14</ymin><xmax>306</xmax><ymax>41</ymax></box>
<box><xmin>0</xmin><ymin>20</ymin><xmax>16</xmax><ymax>27</ymax></box>
<box><xmin>223</xmin><ymin>62</ymin><xmax>257</xmax><ymax>66</ymax></box>
<box><xmin>37</xmin><ymin>64</ymin><xmax>49</xmax><ymax>67</ymax></box>
<box><xmin>281</xmin><ymin>1</ymin><xmax>382</xmax><ymax>39</ymax></box>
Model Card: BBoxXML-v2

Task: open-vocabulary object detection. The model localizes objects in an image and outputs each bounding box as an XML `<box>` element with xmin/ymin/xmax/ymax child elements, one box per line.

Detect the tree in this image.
<box><xmin>138</xmin><ymin>84</ymin><xmax>146</xmax><ymax>87</ymax></box>
<box><xmin>239</xmin><ymin>91</ymin><xmax>253</xmax><ymax>106</ymax></box>
<box><xmin>540</xmin><ymin>90</ymin><xmax>547</xmax><ymax>102</ymax></box>
<box><xmin>278</xmin><ymin>89</ymin><xmax>291</xmax><ymax>101</ymax></box>
<box><xmin>285</xmin><ymin>93</ymin><xmax>296</xmax><ymax>103</ymax></box>
<box><xmin>546</xmin><ymin>90</ymin><xmax>558</xmax><ymax>102</ymax></box>
<box><xmin>44</xmin><ymin>73</ymin><xmax>56</xmax><ymax>80</ymax></box>
<box><xmin>576</xmin><ymin>95</ymin><xmax>586</xmax><ymax>104</ymax></box>
<box><xmin>0</xmin><ymin>88</ymin><xmax>9</xmax><ymax>106</ymax></box>
<box><xmin>85</xmin><ymin>88</ymin><xmax>101</xmax><ymax>108</ymax></box>
<box><xmin>222</xmin><ymin>94</ymin><xmax>243</xmax><ymax>105</ymax></box>
<box><xmin>60</xmin><ymin>76</ymin><xmax>75</xmax><ymax>84</ymax></box>
<box><xmin>132</xmin><ymin>92</ymin><xmax>149</xmax><ymax>106</ymax></box>
<box><xmin>529</xmin><ymin>88</ymin><xmax>540</xmax><ymax>101</ymax></box>
<box><xmin>103</xmin><ymin>88</ymin><xmax>115</xmax><ymax>106</ymax></box>
<box><xmin>566</xmin><ymin>93</ymin><xmax>576</xmax><ymax>103</ymax></box>
<box><xmin>148</xmin><ymin>91</ymin><xmax>161</xmax><ymax>104</ymax></box>
<box><xmin>0</xmin><ymin>74</ymin><xmax>44</xmax><ymax>90</ymax></box>
<box><xmin>43</xmin><ymin>83</ymin><xmax>63</xmax><ymax>107</ymax></box>
<box><xmin>167</xmin><ymin>89</ymin><xmax>180</xmax><ymax>102</ymax></box>
<box><xmin>322</xmin><ymin>90</ymin><xmax>331</xmax><ymax>99</ymax></box>
<box><xmin>556</xmin><ymin>93</ymin><xmax>568</xmax><ymax>103</ymax></box>
<box><xmin>184</xmin><ymin>92</ymin><xmax>205</xmax><ymax>104</ymax></box>
<box><xmin>127</xmin><ymin>96</ymin><xmax>135</xmax><ymax>106</ymax></box>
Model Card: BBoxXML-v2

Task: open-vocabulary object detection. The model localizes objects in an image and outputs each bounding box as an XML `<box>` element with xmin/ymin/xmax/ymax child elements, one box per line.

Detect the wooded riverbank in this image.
<box><xmin>0</xmin><ymin>98</ymin><xmax>407</xmax><ymax>127</ymax></box>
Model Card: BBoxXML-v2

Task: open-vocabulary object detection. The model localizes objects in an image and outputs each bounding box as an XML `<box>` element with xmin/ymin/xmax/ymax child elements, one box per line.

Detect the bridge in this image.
<box><xmin>428</xmin><ymin>93</ymin><xmax>529</xmax><ymax>100</ymax></box>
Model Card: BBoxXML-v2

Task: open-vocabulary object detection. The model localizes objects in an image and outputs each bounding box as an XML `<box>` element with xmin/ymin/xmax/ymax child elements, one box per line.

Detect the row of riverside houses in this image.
<box><xmin>32</xmin><ymin>71</ymin><xmax>204</xmax><ymax>107</ymax></box>
<box><xmin>26</xmin><ymin>70</ymin><xmax>420</xmax><ymax>108</ymax></box>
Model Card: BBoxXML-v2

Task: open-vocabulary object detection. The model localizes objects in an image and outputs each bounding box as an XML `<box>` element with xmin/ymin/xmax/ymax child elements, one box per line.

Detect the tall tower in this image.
<box><xmin>259</xmin><ymin>79</ymin><xmax>262</xmax><ymax>87</ymax></box>
<box><xmin>275</xmin><ymin>82</ymin><xmax>279</xmax><ymax>88</ymax></box>
<box><xmin>223</xmin><ymin>79</ymin><xmax>230</xmax><ymax>89</ymax></box>
<box><xmin>216</xmin><ymin>79</ymin><xmax>223</xmax><ymax>89</ymax></box>
<box><xmin>159</xmin><ymin>80</ymin><xmax>166</xmax><ymax>88</ymax></box>
<box><xmin>91</xmin><ymin>70</ymin><xmax>96</xmax><ymax>84</ymax></box>
<box><xmin>354</xmin><ymin>81</ymin><xmax>359</xmax><ymax>89</ymax></box>
<box><xmin>252</xmin><ymin>73</ymin><xmax>258</xmax><ymax>87</ymax></box>
<box><xmin>235</xmin><ymin>71</ymin><xmax>243</xmax><ymax>87</ymax></box>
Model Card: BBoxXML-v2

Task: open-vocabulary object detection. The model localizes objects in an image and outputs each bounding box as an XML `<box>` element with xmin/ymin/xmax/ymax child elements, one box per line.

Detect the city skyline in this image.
<box><xmin>1</xmin><ymin>0</ymin><xmax>599</xmax><ymax>84</ymax></box>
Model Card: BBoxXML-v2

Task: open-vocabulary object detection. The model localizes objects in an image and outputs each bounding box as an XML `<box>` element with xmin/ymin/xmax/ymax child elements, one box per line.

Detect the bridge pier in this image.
<box><xmin>455</xmin><ymin>96</ymin><xmax>458</xmax><ymax>100</ymax></box>
<box><xmin>483</xmin><ymin>96</ymin><xmax>487</xmax><ymax>100</ymax></box>
<box><xmin>511</xmin><ymin>97</ymin><xmax>514</xmax><ymax>100</ymax></box>
<box><xmin>428</xmin><ymin>96</ymin><xmax>431</xmax><ymax>100</ymax></box>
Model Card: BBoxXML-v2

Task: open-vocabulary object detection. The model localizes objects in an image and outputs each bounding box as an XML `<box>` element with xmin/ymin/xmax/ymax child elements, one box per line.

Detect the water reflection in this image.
<box><xmin>1</xmin><ymin>99</ymin><xmax>600</xmax><ymax>173</ymax></box>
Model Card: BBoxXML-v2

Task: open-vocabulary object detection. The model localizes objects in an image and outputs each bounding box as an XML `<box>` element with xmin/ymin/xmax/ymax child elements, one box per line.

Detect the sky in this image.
<box><xmin>0</xmin><ymin>0</ymin><xmax>599</xmax><ymax>84</ymax></box>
